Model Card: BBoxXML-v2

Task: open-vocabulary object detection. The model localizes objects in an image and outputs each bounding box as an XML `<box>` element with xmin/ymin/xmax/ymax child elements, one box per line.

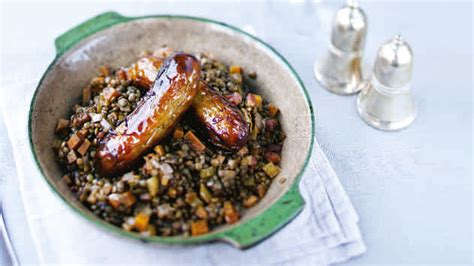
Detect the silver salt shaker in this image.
<box><xmin>357</xmin><ymin>35</ymin><xmax>416</xmax><ymax>131</ymax></box>
<box><xmin>314</xmin><ymin>0</ymin><xmax>369</xmax><ymax>95</ymax></box>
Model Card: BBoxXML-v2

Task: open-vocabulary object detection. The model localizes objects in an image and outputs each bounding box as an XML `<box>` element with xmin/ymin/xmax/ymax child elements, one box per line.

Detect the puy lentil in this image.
<box><xmin>54</xmin><ymin>49</ymin><xmax>285</xmax><ymax>236</ymax></box>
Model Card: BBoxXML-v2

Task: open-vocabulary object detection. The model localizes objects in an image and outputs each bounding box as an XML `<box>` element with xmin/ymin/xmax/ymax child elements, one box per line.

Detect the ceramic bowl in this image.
<box><xmin>29</xmin><ymin>12</ymin><xmax>314</xmax><ymax>248</ymax></box>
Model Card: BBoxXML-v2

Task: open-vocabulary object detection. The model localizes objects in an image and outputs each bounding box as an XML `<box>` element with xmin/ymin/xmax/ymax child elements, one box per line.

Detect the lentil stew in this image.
<box><xmin>53</xmin><ymin>48</ymin><xmax>286</xmax><ymax>237</ymax></box>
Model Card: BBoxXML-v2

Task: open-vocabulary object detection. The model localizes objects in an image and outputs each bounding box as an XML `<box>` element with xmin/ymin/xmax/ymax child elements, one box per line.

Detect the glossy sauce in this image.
<box><xmin>96</xmin><ymin>53</ymin><xmax>200</xmax><ymax>177</ymax></box>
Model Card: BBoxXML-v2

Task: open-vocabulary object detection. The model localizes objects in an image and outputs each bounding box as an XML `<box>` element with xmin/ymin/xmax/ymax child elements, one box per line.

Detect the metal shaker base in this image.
<box><xmin>314</xmin><ymin>63</ymin><xmax>364</xmax><ymax>95</ymax></box>
<box><xmin>356</xmin><ymin>93</ymin><xmax>416</xmax><ymax>131</ymax></box>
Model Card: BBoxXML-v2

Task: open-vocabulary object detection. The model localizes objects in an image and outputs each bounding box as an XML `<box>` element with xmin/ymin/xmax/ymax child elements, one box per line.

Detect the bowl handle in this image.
<box><xmin>218</xmin><ymin>182</ymin><xmax>305</xmax><ymax>248</ymax></box>
<box><xmin>55</xmin><ymin>12</ymin><xmax>130</xmax><ymax>56</ymax></box>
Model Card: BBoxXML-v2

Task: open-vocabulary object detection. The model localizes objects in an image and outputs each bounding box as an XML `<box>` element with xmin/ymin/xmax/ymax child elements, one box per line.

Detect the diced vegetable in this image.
<box><xmin>191</xmin><ymin>220</ymin><xmax>209</xmax><ymax>236</ymax></box>
<box><xmin>195</xmin><ymin>206</ymin><xmax>208</xmax><ymax>219</ymax></box>
<box><xmin>55</xmin><ymin>119</ymin><xmax>69</xmax><ymax>134</ymax></box>
<box><xmin>66</xmin><ymin>150</ymin><xmax>77</xmax><ymax>164</ymax></box>
<box><xmin>107</xmin><ymin>193</ymin><xmax>122</xmax><ymax>209</ymax></box>
<box><xmin>122</xmin><ymin>191</ymin><xmax>136</xmax><ymax>208</ymax></box>
<box><xmin>154</xmin><ymin>145</ymin><xmax>166</xmax><ymax>156</ymax></box>
<box><xmin>184</xmin><ymin>131</ymin><xmax>206</xmax><ymax>152</ymax></box>
<box><xmin>66</xmin><ymin>133</ymin><xmax>83</xmax><ymax>150</ymax></box>
<box><xmin>134</xmin><ymin>213</ymin><xmax>150</xmax><ymax>232</ymax></box>
<box><xmin>264</xmin><ymin>151</ymin><xmax>281</xmax><ymax>164</ymax></box>
<box><xmin>77</xmin><ymin>139</ymin><xmax>91</xmax><ymax>155</ymax></box>
<box><xmin>199</xmin><ymin>184</ymin><xmax>212</xmax><ymax>203</ymax></box>
<box><xmin>185</xmin><ymin>192</ymin><xmax>203</xmax><ymax>207</ymax></box>
<box><xmin>267</xmin><ymin>103</ymin><xmax>279</xmax><ymax>117</ymax></box>
<box><xmin>262</xmin><ymin>162</ymin><xmax>281</xmax><ymax>178</ymax></box>
<box><xmin>146</xmin><ymin>176</ymin><xmax>159</xmax><ymax>196</ymax></box>
<box><xmin>223</xmin><ymin>201</ymin><xmax>239</xmax><ymax>224</ymax></box>
<box><xmin>173</xmin><ymin>127</ymin><xmax>184</xmax><ymax>139</ymax></box>
<box><xmin>229</xmin><ymin>65</ymin><xmax>241</xmax><ymax>74</ymax></box>
<box><xmin>199</xmin><ymin>167</ymin><xmax>215</xmax><ymax>179</ymax></box>
<box><xmin>243</xmin><ymin>195</ymin><xmax>258</xmax><ymax>208</ymax></box>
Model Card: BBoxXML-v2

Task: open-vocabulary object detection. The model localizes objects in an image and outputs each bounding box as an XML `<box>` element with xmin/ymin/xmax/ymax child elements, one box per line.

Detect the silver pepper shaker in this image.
<box><xmin>357</xmin><ymin>35</ymin><xmax>416</xmax><ymax>131</ymax></box>
<box><xmin>314</xmin><ymin>0</ymin><xmax>369</xmax><ymax>95</ymax></box>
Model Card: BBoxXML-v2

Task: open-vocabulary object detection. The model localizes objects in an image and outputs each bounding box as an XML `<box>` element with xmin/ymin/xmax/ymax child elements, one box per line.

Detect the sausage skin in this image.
<box><xmin>96</xmin><ymin>53</ymin><xmax>200</xmax><ymax>177</ymax></box>
<box><xmin>191</xmin><ymin>81</ymin><xmax>249</xmax><ymax>150</ymax></box>
<box><xmin>119</xmin><ymin>56</ymin><xmax>250</xmax><ymax>151</ymax></box>
<box><xmin>116</xmin><ymin>55</ymin><xmax>164</xmax><ymax>90</ymax></box>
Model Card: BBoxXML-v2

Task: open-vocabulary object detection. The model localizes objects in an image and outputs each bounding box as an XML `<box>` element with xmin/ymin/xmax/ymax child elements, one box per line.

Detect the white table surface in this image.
<box><xmin>1</xmin><ymin>0</ymin><xmax>472</xmax><ymax>264</ymax></box>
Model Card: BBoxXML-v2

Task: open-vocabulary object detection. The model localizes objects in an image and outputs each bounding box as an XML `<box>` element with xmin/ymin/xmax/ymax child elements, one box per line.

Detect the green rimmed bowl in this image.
<box><xmin>28</xmin><ymin>12</ymin><xmax>314</xmax><ymax>248</ymax></box>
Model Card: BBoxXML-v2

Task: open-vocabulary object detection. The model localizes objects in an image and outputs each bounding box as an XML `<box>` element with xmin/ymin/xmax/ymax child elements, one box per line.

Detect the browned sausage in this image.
<box><xmin>119</xmin><ymin>56</ymin><xmax>250</xmax><ymax>150</ymax></box>
<box><xmin>116</xmin><ymin>55</ymin><xmax>164</xmax><ymax>90</ymax></box>
<box><xmin>191</xmin><ymin>81</ymin><xmax>249</xmax><ymax>150</ymax></box>
<box><xmin>96</xmin><ymin>53</ymin><xmax>200</xmax><ymax>177</ymax></box>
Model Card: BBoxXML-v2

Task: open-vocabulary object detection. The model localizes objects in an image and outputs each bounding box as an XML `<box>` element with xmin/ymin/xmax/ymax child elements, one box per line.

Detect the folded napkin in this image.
<box><xmin>1</xmin><ymin>80</ymin><xmax>365</xmax><ymax>265</ymax></box>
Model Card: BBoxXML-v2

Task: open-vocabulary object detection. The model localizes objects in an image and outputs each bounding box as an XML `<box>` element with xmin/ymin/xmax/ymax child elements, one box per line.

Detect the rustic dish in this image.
<box><xmin>28</xmin><ymin>12</ymin><xmax>314</xmax><ymax>248</ymax></box>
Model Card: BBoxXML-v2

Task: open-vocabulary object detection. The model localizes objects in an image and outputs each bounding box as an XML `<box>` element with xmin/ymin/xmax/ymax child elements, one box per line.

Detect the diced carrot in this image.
<box><xmin>184</xmin><ymin>131</ymin><xmax>206</xmax><ymax>152</ymax></box>
<box><xmin>121</xmin><ymin>191</ymin><xmax>136</xmax><ymax>208</ymax></box>
<box><xmin>229</xmin><ymin>65</ymin><xmax>242</xmax><ymax>74</ymax></box>
<box><xmin>55</xmin><ymin>119</ymin><xmax>69</xmax><ymax>134</ymax></box>
<box><xmin>77</xmin><ymin>139</ymin><xmax>91</xmax><ymax>155</ymax></box>
<box><xmin>191</xmin><ymin>220</ymin><xmax>209</xmax><ymax>236</ymax></box>
<box><xmin>67</xmin><ymin>133</ymin><xmax>84</xmax><ymax>150</ymax></box>
<box><xmin>154</xmin><ymin>145</ymin><xmax>166</xmax><ymax>156</ymax></box>
<box><xmin>243</xmin><ymin>195</ymin><xmax>259</xmax><ymax>208</ymax></box>
<box><xmin>173</xmin><ymin>127</ymin><xmax>184</xmax><ymax>139</ymax></box>
<box><xmin>267</xmin><ymin>103</ymin><xmax>279</xmax><ymax>117</ymax></box>
<box><xmin>134</xmin><ymin>213</ymin><xmax>150</xmax><ymax>232</ymax></box>
<box><xmin>195</xmin><ymin>206</ymin><xmax>208</xmax><ymax>219</ymax></box>
<box><xmin>223</xmin><ymin>201</ymin><xmax>239</xmax><ymax>224</ymax></box>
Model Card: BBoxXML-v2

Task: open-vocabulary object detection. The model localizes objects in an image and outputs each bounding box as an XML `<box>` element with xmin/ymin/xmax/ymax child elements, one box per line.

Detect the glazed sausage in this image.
<box><xmin>96</xmin><ymin>53</ymin><xmax>200</xmax><ymax>177</ymax></box>
<box><xmin>120</xmin><ymin>56</ymin><xmax>250</xmax><ymax>150</ymax></box>
<box><xmin>191</xmin><ymin>81</ymin><xmax>249</xmax><ymax>150</ymax></box>
<box><xmin>116</xmin><ymin>55</ymin><xmax>164</xmax><ymax>90</ymax></box>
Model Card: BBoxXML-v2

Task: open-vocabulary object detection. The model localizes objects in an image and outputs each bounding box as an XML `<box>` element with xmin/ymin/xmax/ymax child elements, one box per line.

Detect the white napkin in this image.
<box><xmin>1</xmin><ymin>81</ymin><xmax>365</xmax><ymax>265</ymax></box>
